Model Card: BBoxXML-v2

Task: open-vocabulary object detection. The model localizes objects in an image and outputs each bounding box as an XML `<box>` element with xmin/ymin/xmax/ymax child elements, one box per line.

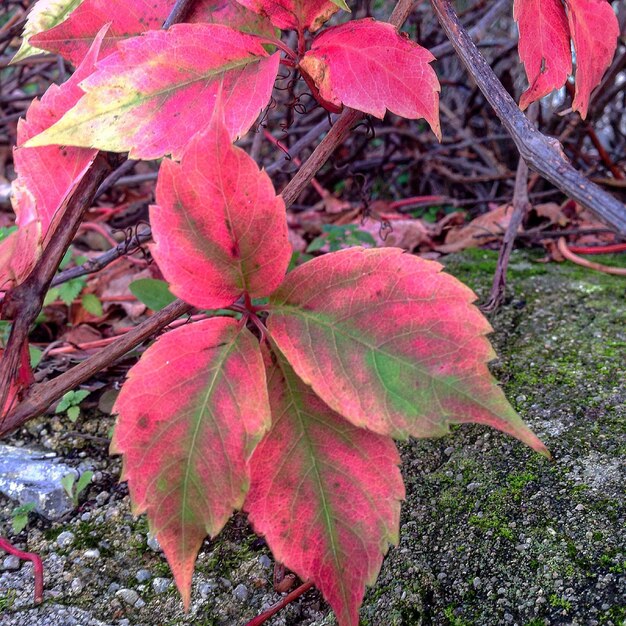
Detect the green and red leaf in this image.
<box><xmin>246</xmin><ymin>353</ymin><xmax>403</xmax><ymax>626</ymax></box>
<box><xmin>267</xmin><ymin>247</ymin><xmax>548</xmax><ymax>455</ymax></box>
<box><xmin>235</xmin><ymin>0</ymin><xmax>343</xmax><ymax>32</ymax></box>
<box><xmin>31</xmin><ymin>0</ymin><xmax>275</xmax><ymax>66</ymax></box>
<box><xmin>24</xmin><ymin>23</ymin><xmax>280</xmax><ymax>159</ymax></box>
<box><xmin>111</xmin><ymin>317</ymin><xmax>270</xmax><ymax>607</ymax></box>
<box><xmin>150</xmin><ymin>107</ymin><xmax>290</xmax><ymax>309</ymax></box>
<box><xmin>299</xmin><ymin>19</ymin><xmax>441</xmax><ymax>139</ymax></box>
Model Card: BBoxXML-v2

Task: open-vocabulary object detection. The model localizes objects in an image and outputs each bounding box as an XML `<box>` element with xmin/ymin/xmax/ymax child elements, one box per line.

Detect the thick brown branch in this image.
<box><xmin>0</xmin><ymin>155</ymin><xmax>113</xmax><ymax>417</ymax></box>
<box><xmin>430</xmin><ymin>0</ymin><xmax>626</xmax><ymax>235</ymax></box>
<box><xmin>0</xmin><ymin>299</ymin><xmax>192</xmax><ymax>436</ymax></box>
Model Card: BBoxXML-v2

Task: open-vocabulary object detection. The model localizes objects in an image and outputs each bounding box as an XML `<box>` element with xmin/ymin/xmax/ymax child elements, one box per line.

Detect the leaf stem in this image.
<box><xmin>245</xmin><ymin>581</ymin><xmax>315</xmax><ymax>626</ymax></box>
<box><xmin>0</xmin><ymin>537</ymin><xmax>43</xmax><ymax>604</ymax></box>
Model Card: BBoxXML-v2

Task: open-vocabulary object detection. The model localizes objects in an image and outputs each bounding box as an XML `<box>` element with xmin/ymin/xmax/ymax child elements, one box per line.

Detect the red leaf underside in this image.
<box><xmin>268</xmin><ymin>247</ymin><xmax>548</xmax><ymax>455</ymax></box>
<box><xmin>235</xmin><ymin>0</ymin><xmax>339</xmax><ymax>32</ymax></box>
<box><xmin>25</xmin><ymin>24</ymin><xmax>280</xmax><ymax>159</ymax></box>
<box><xmin>150</xmin><ymin>107</ymin><xmax>290</xmax><ymax>309</ymax></box>
<box><xmin>111</xmin><ymin>318</ymin><xmax>270</xmax><ymax>607</ymax></box>
<box><xmin>514</xmin><ymin>0</ymin><xmax>571</xmax><ymax>110</ymax></box>
<box><xmin>299</xmin><ymin>19</ymin><xmax>441</xmax><ymax>139</ymax></box>
<box><xmin>246</xmin><ymin>353</ymin><xmax>404</xmax><ymax>626</ymax></box>
<box><xmin>565</xmin><ymin>0</ymin><xmax>619</xmax><ymax>118</ymax></box>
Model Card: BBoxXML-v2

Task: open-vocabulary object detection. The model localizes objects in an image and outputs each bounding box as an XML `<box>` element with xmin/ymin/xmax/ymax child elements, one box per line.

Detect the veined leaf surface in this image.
<box><xmin>150</xmin><ymin>108</ymin><xmax>290</xmax><ymax>309</ymax></box>
<box><xmin>268</xmin><ymin>247</ymin><xmax>548</xmax><ymax>455</ymax></box>
<box><xmin>12</xmin><ymin>0</ymin><xmax>84</xmax><ymax>63</ymax></box>
<box><xmin>111</xmin><ymin>318</ymin><xmax>270</xmax><ymax>607</ymax></box>
<box><xmin>299</xmin><ymin>19</ymin><xmax>441</xmax><ymax>139</ymax></box>
<box><xmin>25</xmin><ymin>24</ymin><xmax>280</xmax><ymax>159</ymax></box>
<box><xmin>246</xmin><ymin>353</ymin><xmax>403</xmax><ymax>626</ymax></box>
<box><xmin>31</xmin><ymin>0</ymin><xmax>275</xmax><ymax>65</ymax></box>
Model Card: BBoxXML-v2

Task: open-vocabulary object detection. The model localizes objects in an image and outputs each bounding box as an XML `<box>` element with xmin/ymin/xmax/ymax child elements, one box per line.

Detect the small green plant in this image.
<box><xmin>0</xmin><ymin>590</ymin><xmax>17</xmax><ymax>611</ymax></box>
<box><xmin>307</xmin><ymin>224</ymin><xmax>376</xmax><ymax>253</ymax></box>
<box><xmin>11</xmin><ymin>502</ymin><xmax>36</xmax><ymax>533</ymax></box>
<box><xmin>55</xmin><ymin>389</ymin><xmax>90</xmax><ymax>422</ymax></box>
<box><xmin>549</xmin><ymin>594</ymin><xmax>572</xmax><ymax>611</ymax></box>
<box><xmin>61</xmin><ymin>470</ymin><xmax>94</xmax><ymax>506</ymax></box>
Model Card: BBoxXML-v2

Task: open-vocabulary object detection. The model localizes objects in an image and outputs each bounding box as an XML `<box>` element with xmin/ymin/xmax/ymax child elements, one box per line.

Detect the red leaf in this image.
<box><xmin>25</xmin><ymin>24</ymin><xmax>280</xmax><ymax>159</ymax></box>
<box><xmin>514</xmin><ymin>0</ymin><xmax>571</xmax><ymax>111</ymax></box>
<box><xmin>299</xmin><ymin>19</ymin><xmax>441</xmax><ymax>139</ymax></box>
<box><xmin>111</xmin><ymin>318</ymin><xmax>270</xmax><ymax>607</ymax></box>
<box><xmin>150</xmin><ymin>107</ymin><xmax>290</xmax><ymax>309</ymax></box>
<box><xmin>0</xmin><ymin>27</ymin><xmax>103</xmax><ymax>287</ymax></box>
<box><xmin>267</xmin><ymin>248</ymin><xmax>549</xmax><ymax>455</ymax></box>
<box><xmin>246</xmin><ymin>353</ymin><xmax>403</xmax><ymax>626</ymax></box>
<box><xmin>565</xmin><ymin>0</ymin><xmax>619</xmax><ymax>118</ymax></box>
<box><xmin>235</xmin><ymin>0</ymin><xmax>340</xmax><ymax>32</ymax></box>
<box><xmin>31</xmin><ymin>0</ymin><xmax>275</xmax><ymax>65</ymax></box>
<box><xmin>514</xmin><ymin>0</ymin><xmax>618</xmax><ymax>116</ymax></box>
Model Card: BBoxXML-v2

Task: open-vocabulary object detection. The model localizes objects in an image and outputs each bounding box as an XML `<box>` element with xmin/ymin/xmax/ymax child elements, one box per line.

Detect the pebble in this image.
<box><xmin>146</xmin><ymin>534</ymin><xmax>161</xmax><ymax>552</ymax></box>
<box><xmin>2</xmin><ymin>555</ymin><xmax>20</xmax><ymax>570</ymax></box>
<box><xmin>136</xmin><ymin>569</ymin><xmax>151</xmax><ymax>583</ymax></box>
<box><xmin>83</xmin><ymin>549</ymin><xmax>100</xmax><ymax>560</ymax></box>
<box><xmin>233</xmin><ymin>584</ymin><xmax>249</xmax><ymax>602</ymax></box>
<box><xmin>473</xmin><ymin>577</ymin><xmax>482</xmax><ymax>589</ymax></box>
<box><xmin>152</xmin><ymin>577</ymin><xmax>171</xmax><ymax>594</ymax></box>
<box><xmin>116</xmin><ymin>588</ymin><xmax>140</xmax><ymax>606</ymax></box>
<box><xmin>199</xmin><ymin>580</ymin><xmax>219</xmax><ymax>599</ymax></box>
<box><xmin>56</xmin><ymin>531</ymin><xmax>75</xmax><ymax>548</ymax></box>
<box><xmin>107</xmin><ymin>582</ymin><xmax>120</xmax><ymax>594</ymax></box>
<box><xmin>220</xmin><ymin>577</ymin><xmax>233</xmax><ymax>589</ymax></box>
<box><xmin>70</xmin><ymin>577</ymin><xmax>84</xmax><ymax>594</ymax></box>
<box><xmin>466</xmin><ymin>482</ymin><xmax>482</xmax><ymax>492</ymax></box>
<box><xmin>444</xmin><ymin>446</ymin><xmax>454</xmax><ymax>456</ymax></box>
<box><xmin>135</xmin><ymin>598</ymin><xmax>146</xmax><ymax>609</ymax></box>
<box><xmin>258</xmin><ymin>555</ymin><xmax>272</xmax><ymax>569</ymax></box>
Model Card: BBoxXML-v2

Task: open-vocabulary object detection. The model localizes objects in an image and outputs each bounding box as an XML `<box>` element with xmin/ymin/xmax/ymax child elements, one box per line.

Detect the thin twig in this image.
<box><xmin>51</xmin><ymin>229</ymin><xmax>151</xmax><ymax>286</ymax></box>
<box><xmin>482</xmin><ymin>158</ymin><xmax>530</xmax><ymax>312</ymax></box>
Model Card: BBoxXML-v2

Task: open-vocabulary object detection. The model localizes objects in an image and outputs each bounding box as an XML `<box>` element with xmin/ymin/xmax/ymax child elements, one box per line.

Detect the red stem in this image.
<box><xmin>245</xmin><ymin>581</ymin><xmax>315</xmax><ymax>626</ymax></box>
<box><xmin>0</xmin><ymin>537</ymin><xmax>44</xmax><ymax>604</ymax></box>
<box><xmin>566</xmin><ymin>243</ymin><xmax>626</xmax><ymax>255</ymax></box>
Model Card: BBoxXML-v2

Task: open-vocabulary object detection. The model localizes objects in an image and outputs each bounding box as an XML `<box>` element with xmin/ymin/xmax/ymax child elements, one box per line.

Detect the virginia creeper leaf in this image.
<box><xmin>111</xmin><ymin>317</ymin><xmax>270</xmax><ymax>607</ymax></box>
<box><xmin>514</xmin><ymin>0</ymin><xmax>572</xmax><ymax>111</ymax></box>
<box><xmin>246</xmin><ymin>353</ymin><xmax>404</xmax><ymax>626</ymax></box>
<box><xmin>514</xmin><ymin>0</ymin><xmax>618</xmax><ymax>117</ymax></box>
<box><xmin>0</xmin><ymin>28</ymin><xmax>103</xmax><ymax>288</ymax></box>
<box><xmin>150</xmin><ymin>107</ymin><xmax>290</xmax><ymax>309</ymax></box>
<box><xmin>24</xmin><ymin>24</ymin><xmax>280</xmax><ymax>159</ymax></box>
<box><xmin>235</xmin><ymin>0</ymin><xmax>342</xmax><ymax>32</ymax></box>
<box><xmin>11</xmin><ymin>0</ymin><xmax>84</xmax><ymax>63</ymax></box>
<box><xmin>299</xmin><ymin>19</ymin><xmax>441</xmax><ymax>139</ymax></box>
<box><xmin>267</xmin><ymin>247</ymin><xmax>548</xmax><ymax>455</ymax></box>
<box><xmin>31</xmin><ymin>0</ymin><xmax>275</xmax><ymax>66</ymax></box>
<box><xmin>565</xmin><ymin>0</ymin><xmax>619</xmax><ymax>118</ymax></box>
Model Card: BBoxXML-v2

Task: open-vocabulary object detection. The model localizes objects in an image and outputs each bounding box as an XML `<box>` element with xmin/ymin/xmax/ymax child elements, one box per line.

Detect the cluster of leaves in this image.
<box><xmin>1</xmin><ymin>0</ymin><xmax>619</xmax><ymax>623</ymax></box>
